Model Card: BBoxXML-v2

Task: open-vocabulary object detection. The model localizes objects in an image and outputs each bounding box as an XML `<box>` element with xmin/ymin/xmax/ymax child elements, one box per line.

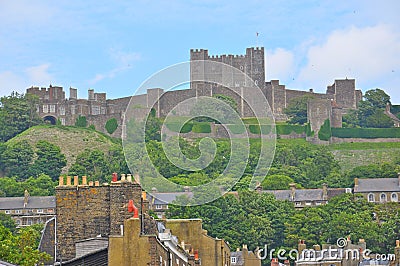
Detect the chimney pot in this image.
<box><xmin>194</xmin><ymin>250</ymin><xmax>199</xmax><ymax>260</ymax></box>
<box><xmin>134</xmin><ymin>173</ymin><xmax>140</xmax><ymax>184</ymax></box>
<box><xmin>74</xmin><ymin>176</ymin><xmax>79</xmax><ymax>186</ymax></box>
<box><xmin>67</xmin><ymin>176</ymin><xmax>72</xmax><ymax>186</ymax></box>
<box><xmin>94</xmin><ymin>181</ymin><xmax>100</xmax><ymax>186</ymax></box>
<box><xmin>82</xmin><ymin>176</ymin><xmax>87</xmax><ymax>185</ymax></box>
<box><xmin>58</xmin><ymin>176</ymin><xmax>64</xmax><ymax>186</ymax></box>
<box><xmin>396</xmin><ymin>240</ymin><xmax>400</xmax><ymax>248</ymax></box>
<box><xmin>127</xmin><ymin>174</ymin><xmax>132</xmax><ymax>182</ymax></box>
<box><xmin>142</xmin><ymin>191</ymin><xmax>147</xmax><ymax>201</ymax></box>
<box><xmin>112</xmin><ymin>172</ymin><xmax>118</xmax><ymax>182</ymax></box>
<box><xmin>89</xmin><ymin>181</ymin><xmax>94</xmax><ymax>186</ymax></box>
<box><xmin>121</xmin><ymin>174</ymin><xmax>126</xmax><ymax>182</ymax></box>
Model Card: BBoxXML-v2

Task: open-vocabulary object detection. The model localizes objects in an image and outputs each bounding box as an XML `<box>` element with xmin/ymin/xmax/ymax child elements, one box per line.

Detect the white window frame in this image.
<box><xmin>231</xmin><ymin>257</ymin><xmax>237</xmax><ymax>263</ymax></box>
<box><xmin>15</xmin><ymin>210</ymin><xmax>21</xmax><ymax>214</ymax></box>
<box><xmin>391</xmin><ymin>193</ymin><xmax>398</xmax><ymax>202</ymax></box>
<box><xmin>380</xmin><ymin>193</ymin><xmax>387</xmax><ymax>203</ymax></box>
<box><xmin>156</xmin><ymin>204</ymin><xmax>163</xmax><ymax>210</ymax></box>
<box><xmin>37</xmin><ymin>209</ymin><xmax>43</xmax><ymax>213</ymax></box>
<box><xmin>368</xmin><ymin>193</ymin><xmax>375</xmax><ymax>202</ymax></box>
<box><xmin>5</xmin><ymin>210</ymin><xmax>10</xmax><ymax>214</ymax></box>
<box><xmin>49</xmin><ymin>105</ymin><xmax>56</xmax><ymax>113</ymax></box>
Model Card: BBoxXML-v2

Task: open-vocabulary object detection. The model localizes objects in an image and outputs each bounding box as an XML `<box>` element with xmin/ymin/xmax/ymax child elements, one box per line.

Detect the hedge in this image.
<box><xmin>165</xmin><ymin>122</ymin><xmax>193</xmax><ymax>133</ymax></box>
<box><xmin>332</xmin><ymin>127</ymin><xmax>400</xmax><ymax>138</ymax></box>
<box><xmin>192</xmin><ymin>122</ymin><xmax>211</xmax><ymax>133</ymax></box>
<box><xmin>276</xmin><ymin>124</ymin><xmax>305</xmax><ymax>135</ymax></box>
<box><xmin>318</xmin><ymin>119</ymin><xmax>331</xmax><ymax>141</ymax></box>
<box><xmin>227</xmin><ymin>125</ymin><xmax>246</xmax><ymax>134</ymax></box>
<box><xmin>248</xmin><ymin>125</ymin><xmax>272</xmax><ymax>135</ymax></box>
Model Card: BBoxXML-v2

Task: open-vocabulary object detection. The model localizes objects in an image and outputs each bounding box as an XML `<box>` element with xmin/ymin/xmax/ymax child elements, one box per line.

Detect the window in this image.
<box><xmin>59</xmin><ymin>106</ymin><xmax>65</xmax><ymax>115</ymax></box>
<box><xmin>71</xmin><ymin>106</ymin><xmax>76</xmax><ymax>115</ymax></box>
<box><xmin>37</xmin><ymin>209</ymin><xmax>43</xmax><ymax>213</ymax></box>
<box><xmin>380</xmin><ymin>193</ymin><xmax>387</xmax><ymax>202</ymax></box>
<box><xmin>156</xmin><ymin>205</ymin><xmax>163</xmax><ymax>209</ymax></box>
<box><xmin>5</xmin><ymin>210</ymin><xmax>10</xmax><ymax>214</ymax></box>
<box><xmin>295</xmin><ymin>202</ymin><xmax>301</xmax><ymax>206</ymax></box>
<box><xmin>16</xmin><ymin>219</ymin><xmax>21</xmax><ymax>225</ymax></box>
<box><xmin>345</xmin><ymin>188</ymin><xmax>352</xmax><ymax>193</ymax></box>
<box><xmin>15</xmin><ymin>210</ymin><xmax>21</xmax><ymax>214</ymax></box>
<box><xmin>305</xmin><ymin>202</ymin><xmax>312</xmax><ymax>206</ymax></box>
<box><xmin>368</xmin><ymin>193</ymin><xmax>375</xmax><ymax>202</ymax></box>
<box><xmin>101</xmin><ymin>107</ymin><xmax>106</xmax><ymax>114</ymax></box>
<box><xmin>316</xmin><ymin>202</ymin><xmax>322</xmax><ymax>206</ymax></box>
<box><xmin>47</xmin><ymin>209</ymin><xmax>54</xmax><ymax>213</ymax></box>
<box><xmin>391</xmin><ymin>193</ymin><xmax>398</xmax><ymax>202</ymax></box>
<box><xmin>49</xmin><ymin>105</ymin><xmax>55</xmax><ymax>113</ymax></box>
<box><xmin>92</xmin><ymin>106</ymin><xmax>100</xmax><ymax>115</ymax></box>
<box><xmin>43</xmin><ymin>105</ymin><xmax>48</xmax><ymax>113</ymax></box>
<box><xmin>231</xmin><ymin>257</ymin><xmax>237</xmax><ymax>263</ymax></box>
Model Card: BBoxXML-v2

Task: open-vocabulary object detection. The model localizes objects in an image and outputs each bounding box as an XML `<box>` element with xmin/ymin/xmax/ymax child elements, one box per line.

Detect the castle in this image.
<box><xmin>26</xmin><ymin>47</ymin><xmax>362</xmax><ymax>137</ymax></box>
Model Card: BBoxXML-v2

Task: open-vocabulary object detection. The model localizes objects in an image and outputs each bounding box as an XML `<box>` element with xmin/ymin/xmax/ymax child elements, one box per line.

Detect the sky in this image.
<box><xmin>0</xmin><ymin>1</ymin><xmax>399</xmax><ymax>103</ymax></box>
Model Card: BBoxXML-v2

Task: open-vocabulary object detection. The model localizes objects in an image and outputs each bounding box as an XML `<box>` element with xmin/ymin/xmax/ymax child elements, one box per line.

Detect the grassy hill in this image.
<box><xmin>6</xmin><ymin>125</ymin><xmax>120</xmax><ymax>172</ymax></box>
<box><xmin>328</xmin><ymin>142</ymin><xmax>400</xmax><ymax>171</ymax></box>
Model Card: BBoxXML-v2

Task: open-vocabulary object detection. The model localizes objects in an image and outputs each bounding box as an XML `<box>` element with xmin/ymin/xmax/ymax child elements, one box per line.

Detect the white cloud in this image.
<box><xmin>0</xmin><ymin>64</ymin><xmax>53</xmax><ymax>97</ymax></box>
<box><xmin>296</xmin><ymin>24</ymin><xmax>400</xmax><ymax>92</ymax></box>
<box><xmin>266</xmin><ymin>48</ymin><xmax>295</xmax><ymax>81</ymax></box>
<box><xmin>26</xmin><ymin>64</ymin><xmax>53</xmax><ymax>85</ymax></box>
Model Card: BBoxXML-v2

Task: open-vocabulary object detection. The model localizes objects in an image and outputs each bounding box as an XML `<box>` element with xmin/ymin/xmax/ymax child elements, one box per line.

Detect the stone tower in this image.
<box><xmin>190</xmin><ymin>47</ymin><xmax>265</xmax><ymax>89</ymax></box>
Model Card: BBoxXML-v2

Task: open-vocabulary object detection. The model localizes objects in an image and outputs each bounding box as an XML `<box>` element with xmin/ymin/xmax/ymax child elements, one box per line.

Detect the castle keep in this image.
<box><xmin>27</xmin><ymin>47</ymin><xmax>362</xmax><ymax>136</ymax></box>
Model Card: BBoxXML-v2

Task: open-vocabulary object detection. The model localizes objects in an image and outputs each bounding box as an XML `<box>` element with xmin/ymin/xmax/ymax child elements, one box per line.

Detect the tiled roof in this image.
<box><xmin>149</xmin><ymin>192</ymin><xmax>193</xmax><ymax>205</ymax></box>
<box><xmin>0</xmin><ymin>196</ymin><xmax>56</xmax><ymax>210</ymax></box>
<box><xmin>354</xmin><ymin>178</ymin><xmax>400</xmax><ymax>193</ymax></box>
<box><xmin>263</xmin><ymin>188</ymin><xmax>346</xmax><ymax>202</ymax></box>
<box><xmin>230</xmin><ymin>251</ymin><xmax>244</xmax><ymax>265</ymax></box>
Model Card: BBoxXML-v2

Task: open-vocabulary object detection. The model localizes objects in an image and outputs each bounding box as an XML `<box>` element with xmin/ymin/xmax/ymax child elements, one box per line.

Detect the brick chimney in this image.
<box><xmin>290</xmin><ymin>183</ymin><xmax>296</xmax><ymax>201</ymax></box>
<box><xmin>354</xmin><ymin>178</ymin><xmax>359</xmax><ymax>189</ymax></box>
<box><xmin>322</xmin><ymin>183</ymin><xmax>328</xmax><ymax>201</ymax></box>
<box><xmin>23</xmin><ymin>190</ymin><xmax>30</xmax><ymax>208</ymax></box>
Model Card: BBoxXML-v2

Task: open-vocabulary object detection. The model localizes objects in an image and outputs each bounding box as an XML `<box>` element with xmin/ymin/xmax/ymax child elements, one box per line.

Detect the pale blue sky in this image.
<box><xmin>0</xmin><ymin>1</ymin><xmax>399</xmax><ymax>103</ymax></box>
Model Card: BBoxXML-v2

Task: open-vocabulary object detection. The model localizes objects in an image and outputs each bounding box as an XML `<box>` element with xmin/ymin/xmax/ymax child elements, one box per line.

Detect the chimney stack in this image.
<box><xmin>354</xmin><ymin>178</ymin><xmax>359</xmax><ymax>187</ymax></box>
<box><xmin>322</xmin><ymin>183</ymin><xmax>328</xmax><ymax>200</ymax></box>
<box><xmin>290</xmin><ymin>183</ymin><xmax>296</xmax><ymax>201</ymax></box>
<box><xmin>298</xmin><ymin>240</ymin><xmax>306</xmax><ymax>253</ymax></box>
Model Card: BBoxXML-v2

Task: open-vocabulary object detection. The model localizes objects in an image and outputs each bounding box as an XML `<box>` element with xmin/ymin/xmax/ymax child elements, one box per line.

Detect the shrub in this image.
<box><xmin>165</xmin><ymin>122</ymin><xmax>193</xmax><ymax>133</ymax></box>
<box><xmin>318</xmin><ymin>119</ymin><xmax>332</xmax><ymax>141</ymax></box>
<box><xmin>75</xmin><ymin>115</ymin><xmax>87</xmax><ymax>127</ymax></box>
<box><xmin>105</xmin><ymin>118</ymin><xmax>118</xmax><ymax>134</ymax></box>
<box><xmin>276</xmin><ymin>124</ymin><xmax>305</xmax><ymax>135</ymax></box>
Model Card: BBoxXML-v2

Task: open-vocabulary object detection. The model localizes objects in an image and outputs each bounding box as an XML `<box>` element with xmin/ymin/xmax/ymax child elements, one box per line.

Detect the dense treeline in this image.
<box><xmin>167</xmin><ymin>192</ymin><xmax>400</xmax><ymax>265</ymax></box>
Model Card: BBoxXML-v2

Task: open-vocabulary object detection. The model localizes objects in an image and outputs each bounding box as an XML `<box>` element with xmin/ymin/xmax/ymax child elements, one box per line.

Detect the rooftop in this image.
<box><xmin>354</xmin><ymin>178</ymin><xmax>400</xmax><ymax>193</ymax></box>
<box><xmin>0</xmin><ymin>196</ymin><xmax>55</xmax><ymax>210</ymax></box>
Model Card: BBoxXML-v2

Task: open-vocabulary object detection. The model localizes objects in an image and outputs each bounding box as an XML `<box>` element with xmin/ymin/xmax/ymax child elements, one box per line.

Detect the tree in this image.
<box><xmin>31</xmin><ymin>140</ymin><xmax>66</xmax><ymax>180</ymax></box>
<box><xmin>0</xmin><ymin>213</ymin><xmax>16</xmax><ymax>234</ymax></box>
<box><xmin>284</xmin><ymin>95</ymin><xmax>315</xmax><ymax>125</ymax></box>
<box><xmin>1</xmin><ymin>140</ymin><xmax>34</xmax><ymax>180</ymax></box>
<box><xmin>261</xmin><ymin>174</ymin><xmax>294</xmax><ymax>190</ymax></box>
<box><xmin>351</xmin><ymin>89</ymin><xmax>393</xmax><ymax>128</ymax></box>
<box><xmin>0</xmin><ymin>92</ymin><xmax>42</xmax><ymax>142</ymax></box>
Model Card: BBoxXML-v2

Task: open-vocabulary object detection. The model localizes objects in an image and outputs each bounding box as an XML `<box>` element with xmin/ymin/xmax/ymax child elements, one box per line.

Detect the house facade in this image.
<box><xmin>353</xmin><ymin>177</ymin><xmax>400</xmax><ymax>203</ymax></box>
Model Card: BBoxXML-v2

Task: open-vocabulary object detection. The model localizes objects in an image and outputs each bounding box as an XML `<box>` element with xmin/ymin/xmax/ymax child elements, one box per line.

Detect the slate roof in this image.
<box><xmin>149</xmin><ymin>192</ymin><xmax>193</xmax><ymax>205</ymax></box>
<box><xmin>230</xmin><ymin>251</ymin><xmax>244</xmax><ymax>265</ymax></box>
<box><xmin>0</xmin><ymin>260</ymin><xmax>17</xmax><ymax>266</ymax></box>
<box><xmin>263</xmin><ymin>188</ymin><xmax>346</xmax><ymax>202</ymax></box>
<box><xmin>0</xmin><ymin>196</ymin><xmax>56</xmax><ymax>210</ymax></box>
<box><xmin>354</xmin><ymin>178</ymin><xmax>400</xmax><ymax>193</ymax></box>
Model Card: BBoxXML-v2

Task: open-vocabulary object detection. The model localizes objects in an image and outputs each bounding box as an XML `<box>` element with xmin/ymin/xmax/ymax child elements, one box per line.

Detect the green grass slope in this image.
<box><xmin>6</xmin><ymin>125</ymin><xmax>120</xmax><ymax>171</ymax></box>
